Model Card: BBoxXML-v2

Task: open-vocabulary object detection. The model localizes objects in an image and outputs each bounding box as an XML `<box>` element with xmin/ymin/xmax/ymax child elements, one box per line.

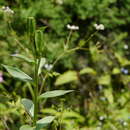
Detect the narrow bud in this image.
<box><xmin>35</xmin><ymin>30</ymin><xmax>44</xmax><ymax>56</ymax></box>
<box><xmin>27</xmin><ymin>17</ymin><xmax>36</xmax><ymax>57</ymax></box>
<box><xmin>27</xmin><ymin>17</ymin><xmax>36</xmax><ymax>37</ymax></box>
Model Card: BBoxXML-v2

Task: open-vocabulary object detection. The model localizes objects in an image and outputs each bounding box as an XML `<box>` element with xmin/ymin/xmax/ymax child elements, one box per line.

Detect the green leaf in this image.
<box><xmin>12</xmin><ymin>54</ymin><xmax>34</xmax><ymax>63</ymax></box>
<box><xmin>39</xmin><ymin>26</ymin><xmax>47</xmax><ymax>32</ymax></box>
<box><xmin>36</xmin><ymin>116</ymin><xmax>55</xmax><ymax>130</ymax></box>
<box><xmin>55</xmin><ymin>71</ymin><xmax>78</xmax><ymax>86</ymax></box>
<box><xmin>38</xmin><ymin>90</ymin><xmax>74</xmax><ymax>99</ymax></box>
<box><xmin>112</xmin><ymin>68</ymin><xmax>120</xmax><ymax>74</ymax></box>
<box><xmin>80</xmin><ymin>67</ymin><xmax>96</xmax><ymax>75</ymax></box>
<box><xmin>21</xmin><ymin>98</ymin><xmax>34</xmax><ymax>117</ymax></box>
<box><xmin>2</xmin><ymin>65</ymin><xmax>33</xmax><ymax>81</ymax></box>
<box><xmin>115</xmin><ymin>53</ymin><xmax>130</xmax><ymax>66</ymax></box>
<box><xmin>0</xmin><ymin>95</ymin><xmax>10</xmax><ymax>103</ymax></box>
<box><xmin>78</xmin><ymin>39</ymin><xmax>85</xmax><ymax>47</ymax></box>
<box><xmin>20</xmin><ymin>125</ymin><xmax>34</xmax><ymax>130</ymax></box>
<box><xmin>38</xmin><ymin>58</ymin><xmax>46</xmax><ymax>75</ymax></box>
<box><xmin>104</xmin><ymin>88</ymin><xmax>114</xmax><ymax>104</ymax></box>
<box><xmin>52</xmin><ymin>72</ymin><xmax>60</xmax><ymax>77</ymax></box>
<box><xmin>98</xmin><ymin>75</ymin><xmax>111</xmax><ymax>85</ymax></box>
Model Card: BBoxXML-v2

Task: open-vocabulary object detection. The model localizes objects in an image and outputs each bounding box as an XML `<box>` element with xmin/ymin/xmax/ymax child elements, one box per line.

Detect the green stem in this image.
<box><xmin>65</xmin><ymin>30</ymin><xmax>73</xmax><ymax>50</ymax></box>
<box><xmin>85</xmin><ymin>30</ymin><xmax>98</xmax><ymax>43</ymax></box>
<box><xmin>33</xmin><ymin>58</ymin><xmax>40</xmax><ymax>125</ymax></box>
<box><xmin>59</xmin><ymin>111</ymin><xmax>64</xmax><ymax>130</ymax></box>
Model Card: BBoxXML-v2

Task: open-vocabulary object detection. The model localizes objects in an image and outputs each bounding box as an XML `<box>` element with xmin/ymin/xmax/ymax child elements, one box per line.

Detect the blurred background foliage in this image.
<box><xmin>0</xmin><ymin>0</ymin><xmax>130</xmax><ymax>129</ymax></box>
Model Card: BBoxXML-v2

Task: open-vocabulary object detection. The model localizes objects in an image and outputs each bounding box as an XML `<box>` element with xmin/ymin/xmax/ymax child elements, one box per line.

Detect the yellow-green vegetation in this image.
<box><xmin>0</xmin><ymin>0</ymin><xmax>130</xmax><ymax>129</ymax></box>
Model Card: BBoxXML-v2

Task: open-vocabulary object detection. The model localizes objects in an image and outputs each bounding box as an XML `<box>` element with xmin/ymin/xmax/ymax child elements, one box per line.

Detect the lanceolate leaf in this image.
<box><xmin>38</xmin><ymin>90</ymin><xmax>74</xmax><ymax>99</ymax></box>
<box><xmin>2</xmin><ymin>65</ymin><xmax>33</xmax><ymax>81</ymax></box>
<box><xmin>12</xmin><ymin>54</ymin><xmax>34</xmax><ymax>63</ymax></box>
<box><xmin>36</xmin><ymin>116</ymin><xmax>55</xmax><ymax>130</ymax></box>
<box><xmin>20</xmin><ymin>125</ymin><xmax>34</xmax><ymax>130</ymax></box>
<box><xmin>21</xmin><ymin>98</ymin><xmax>34</xmax><ymax>117</ymax></box>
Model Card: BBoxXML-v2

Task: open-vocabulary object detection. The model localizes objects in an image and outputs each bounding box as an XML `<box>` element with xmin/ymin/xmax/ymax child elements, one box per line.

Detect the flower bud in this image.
<box><xmin>35</xmin><ymin>30</ymin><xmax>44</xmax><ymax>56</ymax></box>
<box><xmin>27</xmin><ymin>17</ymin><xmax>36</xmax><ymax>37</ymax></box>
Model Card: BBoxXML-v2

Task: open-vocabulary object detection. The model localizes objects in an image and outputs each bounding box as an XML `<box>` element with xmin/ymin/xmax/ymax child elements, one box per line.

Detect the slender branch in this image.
<box><xmin>65</xmin><ymin>30</ymin><xmax>73</xmax><ymax>49</ymax></box>
<box><xmin>52</xmin><ymin>47</ymin><xmax>88</xmax><ymax>68</ymax></box>
<box><xmin>39</xmin><ymin>73</ymin><xmax>48</xmax><ymax>95</ymax></box>
<box><xmin>85</xmin><ymin>30</ymin><xmax>98</xmax><ymax>43</ymax></box>
<box><xmin>14</xmin><ymin>39</ymin><xmax>29</xmax><ymax>54</ymax></box>
<box><xmin>52</xmin><ymin>30</ymin><xmax>98</xmax><ymax>69</ymax></box>
<box><xmin>52</xmin><ymin>52</ymin><xmax>66</xmax><ymax>68</ymax></box>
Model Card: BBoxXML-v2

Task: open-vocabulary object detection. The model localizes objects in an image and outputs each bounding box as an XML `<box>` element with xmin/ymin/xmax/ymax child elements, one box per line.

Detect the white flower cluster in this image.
<box><xmin>67</xmin><ymin>24</ymin><xmax>79</xmax><ymax>30</ymax></box>
<box><xmin>1</xmin><ymin>6</ymin><xmax>14</xmax><ymax>14</ymax></box>
<box><xmin>94</xmin><ymin>24</ymin><xmax>104</xmax><ymax>30</ymax></box>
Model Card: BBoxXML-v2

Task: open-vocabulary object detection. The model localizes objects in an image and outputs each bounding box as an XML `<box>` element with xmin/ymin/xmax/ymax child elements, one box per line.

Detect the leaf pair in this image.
<box><xmin>20</xmin><ymin>89</ymin><xmax>73</xmax><ymax>130</ymax></box>
<box><xmin>21</xmin><ymin>90</ymin><xmax>73</xmax><ymax>117</ymax></box>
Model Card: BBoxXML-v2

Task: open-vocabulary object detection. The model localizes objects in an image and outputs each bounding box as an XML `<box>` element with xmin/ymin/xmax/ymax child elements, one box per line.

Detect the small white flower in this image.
<box><xmin>94</xmin><ymin>24</ymin><xmax>104</xmax><ymax>30</ymax></box>
<box><xmin>56</xmin><ymin>0</ymin><xmax>63</xmax><ymax>5</ymax></box>
<box><xmin>1</xmin><ymin>6</ymin><xmax>14</xmax><ymax>14</ymax></box>
<box><xmin>123</xmin><ymin>122</ymin><xmax>127</xmax><ymax>126</ymax></box>
<box><xmin>99</xmin><ymin>116</ymin><xmax>105</xmax><ymax>121</ymax></box>
<box><xmin>44</xmin><ymin>64</ymin><xmax>53</xmax><ymax>71</ymax></box>
<box><xmin>124</xmin><ymin>44</ymin><xmax>128</xmax><ymax>49</ymax></box>
<box><xmin>67</xmin><ymin>24</ymin><xmax>79</xmax><ymax>30</ymax></box>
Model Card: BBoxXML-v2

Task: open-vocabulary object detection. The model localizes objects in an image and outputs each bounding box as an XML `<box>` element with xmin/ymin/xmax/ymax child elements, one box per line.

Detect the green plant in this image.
<box><xmin>2</xmin><ymin>17</ymin><xmax>74</xmax><ymax>130</ymax></box>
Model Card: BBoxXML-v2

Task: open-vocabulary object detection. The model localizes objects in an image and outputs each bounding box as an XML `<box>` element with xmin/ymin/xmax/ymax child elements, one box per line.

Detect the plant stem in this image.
<box><xmin>52</xmin><ymin>51</ymin><xmax>66</xmax><ymax>68</ymax></box>
<box><xmin>33</xmin><ymin>58</ymin><xmax>40</xmax><ymax>125</ymax></box>
<box><xmin>65</xmin><ymin>30</ymin><xmax>73</xmax><ymax>49</ymax></box>
<box><xmin>39</xmin><ymin>73</ymin><xmax>48</xmax><ymax>95</ymax></box>
<box><xmin>85</xmin><ymin>30</ymin><xmax>98</xmax><ymax>43</ymax></box>
<box><xmin>27</xmin><ymin>82</ymin><xmax>34</xmax><ymax>100</ymax></box>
